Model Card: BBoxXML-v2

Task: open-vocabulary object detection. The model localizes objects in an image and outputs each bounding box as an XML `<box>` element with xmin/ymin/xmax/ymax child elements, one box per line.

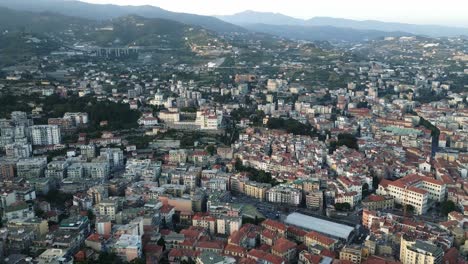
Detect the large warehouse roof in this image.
<box><xmin>285</xmin><ymin>212</ymin><xmax>355</xmax><ymax>240</ymax></box>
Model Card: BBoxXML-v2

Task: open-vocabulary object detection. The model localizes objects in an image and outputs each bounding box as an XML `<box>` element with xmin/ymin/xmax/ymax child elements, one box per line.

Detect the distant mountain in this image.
<box><xmin>216</xmin><ymin>10</ymin><xmax>304</xmax><ymax>26</ymax></box>
<box><xmin>306</xmin><ymin>17</ymin><xmax>468</xmax><ymax>37</ymax></box>
<box><xmin>0</xmin><ymin>7</ymin><xmax>219</xmax><ymax>50</ymax></box>
<box><xmin>86</xmin><ymin>15</ymin><xmax>216</xmax><ymax>48</ymax></box>
<box><xmin>218</xmin><ymin>10</ymin><xmax>468</xmax><ymax>37</ymax></box>
<box><xmin>0</xmin><ymin>32</ymin><xmax>60</xmax><ymax>67</ymax></box>
<box><xmin>244</xmin><ymin>24</ymin><xmax>409</xmax><ymax>42</ymax></box>
<box><xmin>0</xmin><ymin>7</ymin><xmax>92</xmax><ymax>33</ymax></box>
<box><xmin>0</xmin><ymin>0</ymin><xmax>246</xmax><ymax>34</ymax></box>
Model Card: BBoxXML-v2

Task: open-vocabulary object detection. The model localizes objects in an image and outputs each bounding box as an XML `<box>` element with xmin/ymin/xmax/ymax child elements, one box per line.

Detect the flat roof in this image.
<box><xmin>285</xmin><ymin>212</ymin><xmax>354</xmax><ymax>240</ymax></box>
<box><xmin>411</xmin><ymin>240</ymin><xmax>443</xmax><ymax>255</ymax></box>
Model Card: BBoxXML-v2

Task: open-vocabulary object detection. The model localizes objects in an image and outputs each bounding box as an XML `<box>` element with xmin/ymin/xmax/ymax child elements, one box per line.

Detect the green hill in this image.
<box><xmin>86</xmin><ymin>15</ymin><xmax>216</xmax><ymax>49</ymax></box>
<box><xmin>0</xmin><ymin>7</ymin><xmax>92</xmax><ymax>33</ymax></box>
<box><xmin>0</xmin><ymin>33</ymin><xmax>59</xmax><ymax>67</ymax></box>
<box><xmin>0</xmin><ymin>0</ymin><xmax>245</xmax><ymax>34</ymax></box>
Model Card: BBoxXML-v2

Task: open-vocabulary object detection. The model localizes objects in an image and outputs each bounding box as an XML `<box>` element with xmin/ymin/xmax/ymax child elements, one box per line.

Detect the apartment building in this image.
<box><xmin>63</xmin><ymin>112</ymin><xmax>88</xmax><ymax>126</ymax></box>
<box><xmin>5</xmin><ymin>142</ymin><xmax>32</xmax><ymax>158</ymax></box>
<box><xmin>158</xmin><ymin>111</ymin><xmax>180</xmax><ymax>123</ymax></box>
<box><xmin>377</xmin><ymin>174</ymin><xmax>446</xmax><ymax>215</ymax></box>
<box><xmin>30</xmin><ymin>125</ymin><xmax>61</xmax><ymax>145</ymax></box>
<box><xmin>95</xmin><ymin>199</ymin><xmax>119</xmax><ymax>221</ymax></box>
<box><xmin>192</xmin><ymin>213</ymin><xmax>216</xmax><ymax>234</ymax></box>
<box><xmin>216</xmin><ymin>216</ymin><xmax>242</xmax><ymax>235</ymax></box>
<box><xmin>114</xmin><ymin>234</ymin><xmax>142</xmax><ymax>262</ymax></box>
<box><xmin>362</xmin><ymin>195</ymin><xmax>395</xmax><ymax>210</ymax></box>
<box><xmin>335</xmin><ymin>191</ymin><xmax>360</xmax><ymax>208</ymax></box>
<box><xmin>400</xmin><ymin>236</ymin><xmax>443</xmax><ymax>264</ymax></box>
<box><xmin>99</xmin><ymin>148</ymin><xmax>124</xmax><ymax>169</ymax></box>
<box><xmin>271</xmin><ymin>237</ymin><xmax>297</xmax><ymax>263</ymax></box>
<box><xmin>339</xmin><ymin>245</ymin><xmax>363</xmax><ymax>264</ymax></box>
<box><xmin>304</xmin><ymin>231</ymin><xmax>337</xmax><ymax>250</ymax></box>
<box><xmin>195</xmin><ymin>110</ymin><xmax>222</xmax><ymax>130</ymax></box>
<box><xmin>266</xmin><ymin>185</ymin><xmax>302</xmax><ymax>206</ymax></box>
<box><xmin>17</xmin><ymin>157</ymin><xmax>47</xmax><ymax>178</ymax></box>
<box><xmin>45</xmin><ymin>160</ymin><xmax>69</xmax><ymax>182</ymax></box>
<box><xmin>37</xmin><ymin>248</ymin><xmax>72</xmax><ymax>264</ymax></box>
<box><xmin>306</xmin><ymin>191</ymin><xmax>323</xmax><ymax>210</ymax></box>
<box><xmin>243</xmin><ymin>181</ymin><xmax>271</xmax><ymax>201</ymax></box>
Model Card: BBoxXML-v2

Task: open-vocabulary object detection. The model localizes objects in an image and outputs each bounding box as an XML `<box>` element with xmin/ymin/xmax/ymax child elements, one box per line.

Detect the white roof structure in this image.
<box><xmin>285</xmin><ymin>212</ymin><xmax>355</xmax><ymax>240</ymax></box>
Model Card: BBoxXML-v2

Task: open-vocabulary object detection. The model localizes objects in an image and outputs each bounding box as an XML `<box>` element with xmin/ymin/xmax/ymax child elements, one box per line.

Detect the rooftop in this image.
<box><xmin>285</xmin><ymin>212</ymin><xmax>354</xmax><ymax>240</ymax></box>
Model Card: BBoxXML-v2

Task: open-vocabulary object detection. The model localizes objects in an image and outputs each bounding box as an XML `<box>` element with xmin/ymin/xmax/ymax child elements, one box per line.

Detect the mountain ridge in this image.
<box><xmin>218</xmin><ymin>10</ymin><xmax>468</xmax><ymax>37</ymax></box>
<box><xmin>0</xmin><ymin>0</ymin><xmax>246</xmax><ymax>34</ymax></box>
<box><xmin>244</xmin><ymin>23</ymin><xmax>411</xmax><ymax>42</ymax></box>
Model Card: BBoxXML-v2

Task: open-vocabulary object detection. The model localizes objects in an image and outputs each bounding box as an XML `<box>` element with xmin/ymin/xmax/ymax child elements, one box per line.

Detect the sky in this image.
<box><xmin>81</xmin><ymin>0</ymin><xmax>468</xmax><ymax>27</ymax></box>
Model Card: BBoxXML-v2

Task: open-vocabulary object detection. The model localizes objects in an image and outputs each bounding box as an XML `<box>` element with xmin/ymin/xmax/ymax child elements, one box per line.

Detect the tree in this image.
<box><xmin>172</xmin><ymin>213</ymin><xmax>180</xmax><ymax>225</ymax></box>
<box><xmin>440</xmin><ymin>200</ymin><xmax>457</xmax><ymax>216</ymax></box>
<box><xmin>43</xmin><ymin>190</ymin><xmax>73</xmax><ymax>208</ymax></box>
<box><xmin>267</xmin><ymin>118</ymin><xmax>317</xmax><ymax>137</ymax></box>
<box><xmin>329</xmin><ymin>133</ymin><xmax>359</xmax><ymax>154</ymax></box>
<box><xmin>234</xmin><ymin>158</ymin><xmax>278</xmax><ymax>186</ymax></box>
<box><xmin>161</xmin><ymin>218</ymin><xmax>168</xmax><ymax>229</ymax></box>
<box><xmin>372</xmin><ymin>175</ymin><xmax>380</xmax><ymax>190</ymax></box>
<box><xmin>35</xmin><ymin>208</ymin><xmax>46</xmax><ymax>218</ymax></box>
<box><xmin>97</xmin><ymin>252</ymin><xmax>121</xmax><ymax>264</ymax></box>
<box><xmin>87</xmin><ymin>209</ymin><xmax>95</xmax><ymax>221</ymax></box>
<box><xmin>157</xmin><ymin>237</ymin><xmax>166</xmax><ymax>251</ymax></box>
<box><xmin>404</xmin><ymin>204</ymin><xmax>415</xmax><ymax>214</ymax></box>
<box><xmin>419</xmin><ymin>117</ymin><xmax>440</xmax><ymax>138</ymax></box>
<box><xmin>362</xmin><ymin>183</ymin><xmax>370</xmax><ymax>197</ymax></box>
<box><xmin>356</xmin><ymin>101</ymin><xmax>370</xmax><ymax>109</ymax></box>
<box><xmin>335</xmin><ymin>203</ymin><xmax>351</xmax><ymax>211</ymax></box>
<box><xmin>129</xmin><ymin>259</ymin><xmax>145</xmax><ymax>264</ymax></box>
<box><xmin>206</xmin><ymin>145</ymin><xmax>216</xmax><ymax>156</ymax></box>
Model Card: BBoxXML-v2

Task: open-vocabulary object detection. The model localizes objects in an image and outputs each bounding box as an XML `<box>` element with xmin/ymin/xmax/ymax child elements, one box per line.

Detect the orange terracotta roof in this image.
<box><xmin>224</xmin><ymin>244</ymin><xmax>247</xmax><ymax>255</ymax></box>
<box><xmin>271</xmin><ymin>237</ymin><xmax>296</xmax><ymax>253</ymax></box>
<box><xmin>261</xmin><ymin>219</ymin><xmax>287</xmax><ymax>231</ymax></box>
<box><xmin>305</xmin><ymin>231</ymin><xmax>336</xmax><ymax>246</ymax></box>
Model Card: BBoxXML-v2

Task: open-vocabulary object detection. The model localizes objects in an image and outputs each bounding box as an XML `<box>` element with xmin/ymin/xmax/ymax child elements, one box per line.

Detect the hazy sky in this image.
<box><xmin>81</xmin><ymin>0</ymin><xmax>468</xmax><ymax>27</ymax></box>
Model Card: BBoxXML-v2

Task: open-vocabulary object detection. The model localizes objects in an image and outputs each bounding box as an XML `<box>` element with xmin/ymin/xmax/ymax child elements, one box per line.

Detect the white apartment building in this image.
<box><xmin>5</xmin><ymin>142</ymin><xmax>32</xmax><ymax>158</ymax></box>
<box><xmin>195</xmin><ymin>110</ymin><xmax>222</xmax><ymax>130</ymax></box>
<box><xmin>266</xmin><ymin>185</ymin><xmax>302</xmax><ymax>206</ymax></box>
<box><xmin>378</xmin><ymin>174</ymin><xmax>446</xmax><ymax>215</ymax></box>
<box><xmin>95</xmin><ymin>199</ymin><xmax>119</xmax><ymax>221</ymax></box>
<box><xmin>45</xmin><ymin>160</ymin><xmax>69</xmax><ymax>181</ymax></box>
<box><xmin>17</xmin><ymin>157</ymin><xmax>48</xmax><ymax>178</ymax></box>
<box><xmin>205</xmin><ymin>178</ymin><xmax>228</xmax><ymax>192</ymax></box>
<box><xmin>192</xmin><ymin>214</ymin><xmax>216</xmax><ymax>234</ymax></box>
<box><xmin>335</xmin><ymin>192</ymin><xmax>360</xmax><ymax>208</ymax></box>
<box><xmin>63</xmin><ymin>112</ymin><xmax>89</xmax><ymax>126</ymax></box>
<box><xmin>150</xmin><ymin>93</ymin><xmax>165</xmax><ymax>106</ymax></box>
<box><xmin>114</xmin><ymin>234</ymin><xmax>142</xmax><ymax>262</ymax></box>
<box><xmin>158</xmin><ymin>111</ymin><xmax>180</xmax><ymax>123</ymax></box>
<box><xmin>37</xmin><ymin>248</ymin><xmax>72</xmax><ymax>264</ymax></box>
<box><xmin>400</xmin><ymin>236</ymin><xmax>443</xmax><ymax>264</ymax></box>
<box><xmin>82</xmin><ymin>162</ymin><xmax>110</xmax><ymax>179</ymax></box>
<box><xmin>267</xmin><ymin>79</ymin><xmax>287</xmax><ymax>92</ymax></box>
<box><xmin>67</xmin><ymin>163</ymin><xmax>84</xmax><ymax>179</ymax></box>
<box><xmin>216</xmin><ymin>216</ymin><xmax>242</xmax><ymax>235</ymax></box>
<box><xmin>382</xmin><ymin>184</ymin><xmax>429</xmax><ymax>215</ymax></box>
<box><xmin>30</xmin><ymin>125</ymin><xmax>61</xmax><ymax>145</ymax></box>
<box><xmin>100</xmin><ymin>148</ymin><xmax>124</xmax><ymax>169</ymax></box>
<box><xmin>418</xmin><ymin>178</ymin><xmax>446</xmax><ymax>202</ymax></box>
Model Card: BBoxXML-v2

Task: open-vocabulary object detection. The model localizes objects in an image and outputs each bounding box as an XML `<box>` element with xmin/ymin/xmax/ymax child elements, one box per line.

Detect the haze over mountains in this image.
<box><xmin>0</xmin><ymin>0</ymin><xmax>467</xmax><ymax>42</ymax></box>
<box><xmin>217</xmin><ymin>10</ymin><xmax>468</xmax><ymax>38</ymax></box>
<box><xmin>0</xmin><ymin>0</ymin><xmax>245</xmax><ymax>34</ymax></box>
